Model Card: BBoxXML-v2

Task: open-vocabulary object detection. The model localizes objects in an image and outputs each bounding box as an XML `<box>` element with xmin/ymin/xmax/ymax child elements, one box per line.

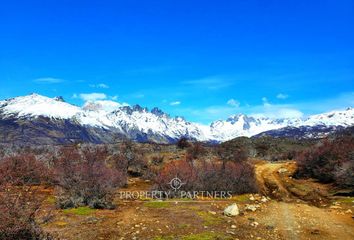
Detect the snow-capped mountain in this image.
<box><xmin>0</xmin><ymin>93</ymin><xmax>353</xmax><ymax>144</ymax></box>
<box><xmin>208</xmin><ymin>108</ymin><xmax>354</xmax><ymax>141</ymax></box>
<box><xmin>0</xmin><ymin>94</ymin><xmax>209</xmax><ymax>144</ymax></box>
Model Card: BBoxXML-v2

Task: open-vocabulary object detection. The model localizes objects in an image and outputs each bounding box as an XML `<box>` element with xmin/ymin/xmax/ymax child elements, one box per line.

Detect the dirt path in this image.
<box><xmin>254</xmin><ymin>161</ymin><xmax>354</xmax><ymax>240</ymax></box>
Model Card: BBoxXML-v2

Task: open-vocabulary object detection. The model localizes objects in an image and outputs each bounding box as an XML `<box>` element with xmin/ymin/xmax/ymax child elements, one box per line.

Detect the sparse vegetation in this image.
<box><xmin>0</xmin><ymin>154</ymin><xmax>52</xmax><ymax>186</ymax></box>
<box><xmin>176</xmin><ymin>137</ymin><xmax>190</xmax><ymax>149</ymax></box>
<box><xmin>155</xmin><ymin>158</ymin><xmax>257</xmax><ymax>195</ymax></box>
<box><xmin>62</xmin><ymin>206</ymin><xmax>96</xmax><ymax>215</ymax></box>
<box><xmin>295</xmin><ymin>136</ymin><xmax>354</xmax><ymax>189</ymax></box>
<box><xmin>143</xmin><ymin>201</ymin><xmax>170</xmax><ymax>208</ymax></box>
<box><xmin>54</xmin><ymin>146</ymin><xmax>126</xmax><ymax>209</ymax></box>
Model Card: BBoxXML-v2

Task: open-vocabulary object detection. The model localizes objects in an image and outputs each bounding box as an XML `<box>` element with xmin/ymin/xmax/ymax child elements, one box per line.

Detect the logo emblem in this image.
<box><xmin>168</xmin><ymin>176</ymin><xmax>185</xmax><ymax>191</ymax></box>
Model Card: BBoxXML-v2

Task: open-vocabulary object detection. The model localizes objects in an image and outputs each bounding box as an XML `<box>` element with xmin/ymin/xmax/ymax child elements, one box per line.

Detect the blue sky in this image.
<box><xmin>0</xmin><ymin>0</ymin><xmax>353</xmax><ymax>124</ymax></box>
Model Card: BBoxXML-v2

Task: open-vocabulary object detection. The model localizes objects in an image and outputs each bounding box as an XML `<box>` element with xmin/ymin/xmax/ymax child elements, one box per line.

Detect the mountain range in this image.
<box><xmin>0</xmin><ymin>93</ymin><xmax>353</xmax><ymax>144</ymax></box>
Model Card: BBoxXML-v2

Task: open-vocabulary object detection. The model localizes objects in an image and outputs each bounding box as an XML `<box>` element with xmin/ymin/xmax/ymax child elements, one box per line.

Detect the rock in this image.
<box><xmin>245</xmin><ymin>204</ymin><xmax>259</xmax><ymax>212</ymax></box>
<box><xmin>278</xmin><ymin>168</ymin><xmax>288</xmax><ymax>174</ymax></box>
<box><xmin>224</xmin><ymin>203</ymin><xmax>240</xmax><ymax>216</ymax></box>
<box><xmin>266</xmin><ymin>225</ymin><xmax>274</xmax><ymax>231</ymax></box>
<box><xmin>345</xmin><ymin>209</ymin><xmax>352</xmax><ymax>214</ymax></box>
<box><xmin>261</xmin><ymin>196</ymin><xmax>268</xmax><ymax>203</ymax></box>
<box><xmin>250</xmin><ymin>221</ymin><xmax>259</xmax><ymax>227</ymax></box>
<box><xmin>330</xmin><ymin>206</ymin><xmax>342</xmax><ymax>209</ymax></box>
<box><xmin>250</xmin><ymin>195</ymin><xmax>255</xmax><ymax>201</ymax></box>
<box><xmin>209</xmin><ymin>211</ymin><xmax>217</xmax><ymax>215</ymax></box>
<box><xmin>231</xmin><ymin>225</ymin><xmax>237</xmax><ymax>229</ymax></box>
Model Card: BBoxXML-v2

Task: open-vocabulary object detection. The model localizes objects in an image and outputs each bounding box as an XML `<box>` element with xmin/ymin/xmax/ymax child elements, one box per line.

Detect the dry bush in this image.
<box><xmin>0</xmin><ymin>156</ymin><xmax>53</xmax><ymax>240</ymax></box>
<box><xmin>0</xmin><ymin>154</ymin><xmax>52</xmax><ymax>186</ymax></box>
<box><xmin>116</xmin><ymin>141</ymin><xmax>148</xmax><ymax>177</ymax></box>
<box><xmin>151</xmin><ymin>155</ymin><xmax>164</xmax><ymax>166</ymax></box>
<box><xmin>0</xmin><ymin>185</ymin><xmax>53</xmax><ymax>240</ymax></box>
<box><xmin>176</xmin><ymin>137</ymin><xmax>190</xmax><ymax>149</ymax></box>
<box><xmin>295</xmin><ymin>136</ymin><xmax>354</xmax><ymax>188</ymax></box>
<box><xmin>155</xmin><ymin>159</ymin><xmax>257</xmax><ymax>195</ymax></box>
<box><xmin>216</xmin><ymin>142</ymin><xmax>248</xmax><ymax>168</ymax></box>
<box><xmin>54</xmin><ymin>146</ymin><xmax>126</xmax><ymax>209</ymax></box>
<box><xmin>155</xmin><ymin>160</ymin><xmax>197</xmax><ymax>192</ymax></box>
<box><xmin>156</xmin><ymin>141</ymin><xmax>257</xmax><ymax>195</ymax></box>
<box><xmin>185</xmin><ymin>143</ymin><xmax>207</xmax><ymax>163</ymax></box>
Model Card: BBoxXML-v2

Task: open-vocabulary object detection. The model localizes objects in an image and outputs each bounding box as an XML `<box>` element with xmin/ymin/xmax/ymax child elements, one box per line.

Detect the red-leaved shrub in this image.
<box><xmin>0</xmin><ymin>154</ymin><xmax>52</xmax><ymax>186</ymax></box>
<box><xmin>0</xmin><ymin>184</ymin><xmax>53</xmax><ymax>240</ymax></box>
<box><xmin>295</xmin><ymin>136</ymin><xmax>354</xmax><ymax>189</ymax></box>
<box><xmin>155</xmin><ymin>159</ymin><xmax>257</xmax><ymax>195</ymax></box>
<box><xmin>54</xmin><ymin>146</ymin><xmax>126</xmax><ymax>209</ymax></box>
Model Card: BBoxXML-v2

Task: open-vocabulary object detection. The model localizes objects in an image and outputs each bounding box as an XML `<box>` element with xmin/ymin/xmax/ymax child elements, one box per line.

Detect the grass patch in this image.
<box><xmin>153</xmin><ymin>232</ymin><xmax>232</xmax><ymax>240</ymax></box>
<box><xmin>143</xmin><ymin>201</ymin><xmax>170</xmax><ymax>208</ymax></box>
<box><xmin>177</xmin><ymin>223</ymin><xmax>191</xmax><ymax>229</ymax></box>
<box><xmin>182</xmin><ymin>232</ymin><xmax>232</xmax><ymax>240</ymax></box>
<box><xmin>62</xmin><ymin>206</ymin><xmax>96</xmax><ymax>216</ymax></box>
<box><xmin>230</xmin><ymin>194</ymin><xmax>250</xmax><ymax>202</ymax></box>
<box><xmin>153</xmin><ymin>236</ymin><xmax>175</xmax><ymax>240</ymax></box>
<box><xmin>196</xmin><ymin>211</ymin><xmax>222</xmax><ymax>226</ymax></box>
<box><xmin>46</xmin><ymin>195</ymin><xmax>56</xmax><ymax>204</ymax></box>
<box><xmin>53</xmin><ymin>221</ymin><xmax>68</xmax><ymax>227</ymax></box>
<box><xmin>335</xmin><ymin>197</ymin><xmax>354</xmax><ymax>203</ymax></box>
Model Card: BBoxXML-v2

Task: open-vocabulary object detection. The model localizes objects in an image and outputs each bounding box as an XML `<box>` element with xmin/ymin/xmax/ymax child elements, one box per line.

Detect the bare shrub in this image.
<box><xmin>0</xmin><ymin>154</ymin><xmax>52</xmax><ymax>186</ymax></box>
<box><xmin>116</xmin><ymin>141</ymin><xmax>148</xmax><ymax>177</ymax></box>
<box><xmin>151</xmin><ymin>155</ymin><xmax>164</xmax><ymax>166</ymax></box>
<box><xmin>176</xmin><ymin>137</ymin><xmax>190</xmax><ymax>149</ymax></box>
<box><xmin>216</xmin><ymin>142</ymin><xmax>248</xmax><ymax>172</ymax></box>
<box><xmin>155</xmin><ymin>159</ymin><xmax>257</xmax><ymax>195</ymax></box>
<box><xmin>0</xmin><ymin>186</ymin><xmax>53</xmax><ymax>240</ymax></box>
<box><xmin>185</xmin><ymin>143</ymin><xmax>207</xmax><ymax>163</ymax></box>
<box><xmin>295</xmin><ymin>136</ymin><xmax>354</xmax><ymax>188</ymax></box>
<box><xmin>54</xmin><ymin>146</ymin><xmax>126</xmax><ymax>209</ymax></box>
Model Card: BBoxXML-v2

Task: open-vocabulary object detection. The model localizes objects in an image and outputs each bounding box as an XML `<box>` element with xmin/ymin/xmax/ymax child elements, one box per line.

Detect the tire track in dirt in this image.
<box><xmin>254</xmin><ymin>161</ymin><xmax>354</xmax><ymax>240</ymax></box>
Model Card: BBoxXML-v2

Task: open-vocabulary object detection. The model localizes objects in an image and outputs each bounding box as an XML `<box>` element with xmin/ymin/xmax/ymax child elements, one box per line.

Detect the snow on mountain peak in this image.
<box><xmin>1</xmin><ymin>93</ymin><xmax>81</xmax><ymax>119</ymax></box>
<box><xmin>0</xmin><ymin>93</ymin><xmax>353</xmax><ymax>142</ymax></box>
<box><xmin>83</xmin><ymin>100</ymin><xmax>128</xmax><ymax>112</ymax></box>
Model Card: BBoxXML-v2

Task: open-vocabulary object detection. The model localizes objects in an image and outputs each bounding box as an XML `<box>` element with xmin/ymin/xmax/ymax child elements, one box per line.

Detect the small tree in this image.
<box><xmin>216</xmin><ymin>142</ymin><xmax>248</xmax><ymax>170</ymax></box>
<box><xmin>54</xmin><ymin>146</ymin><xmax>126</xmax><ymax>209</ymax></box>
<box><xmin>116</xmin><ymin>140</ymin><xmax>147</xmax><ymax>177</ymax></box>
<box><xmin>177</xmin><ymin>137</ymin><xmax>190</xmax><ymax>149</ymax></box>
<box><xmin>185</xmin><ymin>142</ymin><xmax>207</xmax><ymax>165</ymax></box>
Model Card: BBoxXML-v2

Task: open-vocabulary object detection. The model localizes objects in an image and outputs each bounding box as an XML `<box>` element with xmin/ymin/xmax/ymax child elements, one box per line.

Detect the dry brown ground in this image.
<box><xmin>39</xmin><ymin>161</ymin><xmax>354</xmax><ymax>240</ymax></box>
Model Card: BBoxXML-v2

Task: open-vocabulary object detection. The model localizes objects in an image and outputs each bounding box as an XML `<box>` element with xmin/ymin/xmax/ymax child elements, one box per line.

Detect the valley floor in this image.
<box><xmin>41</xmin><ymin>161</ymin><xmax>354</xmax><ymax>240</ymax></box>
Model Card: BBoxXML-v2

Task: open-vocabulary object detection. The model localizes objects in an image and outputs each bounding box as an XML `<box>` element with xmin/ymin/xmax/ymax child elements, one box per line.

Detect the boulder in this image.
<box><xmin>224</xmin><ymin>203</ymin><xmax>239</xmax><ymax>216</ymax></box>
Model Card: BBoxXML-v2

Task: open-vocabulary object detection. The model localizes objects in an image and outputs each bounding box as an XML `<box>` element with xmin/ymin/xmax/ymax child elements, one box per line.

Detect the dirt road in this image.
<box><xmin>254</xmin><ymin>161</ymin><xmax>354</xmax><ymax>240</ymax></box>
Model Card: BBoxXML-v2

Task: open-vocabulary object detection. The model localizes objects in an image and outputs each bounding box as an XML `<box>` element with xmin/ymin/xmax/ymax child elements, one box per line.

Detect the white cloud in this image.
<box><xmin>83</xmin><ymin>100</ymin><xmax>129</xmax><ymax>112</ymax></box>
<box><xmin>170</xmin><ymin>101</ymin><xmax>181</xmax><ymax>106</ymax></box>
<box><xmin>276</xmin><ymin>93</ymin><xmax>289</xmax><ymax>99</ymax></box>
<box><xmin>89</xmin><ymin>83</ymin><xmax>109</xmax><ymax>89</ymax></box>
<box><xmin>182</xmin><ymin>76</ymin><xmax>233</xmax><ymax>90</ymax></box>
<box><xmin>262</xmin><ymin>97</ymin><xmax>271</xmax><ymax>107</ymax></box>
<box><xmin>250</xmin><ymin>106</ymin><xmax>304</xmax><ymax>119</ymax></box>
<box><xmin>227</xmin><ymin>99</ymin><xmax>240</xmax><ymax>107</ymax></box>
<box><xmin>34</xmin><ymin>77</ymin><xmax>63</xmax><ymax>84</ymax></box>
<box><xmin>79</xmin><ymin>93</ymin><xmax>107</xmax><ymax>101</ymax></box>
